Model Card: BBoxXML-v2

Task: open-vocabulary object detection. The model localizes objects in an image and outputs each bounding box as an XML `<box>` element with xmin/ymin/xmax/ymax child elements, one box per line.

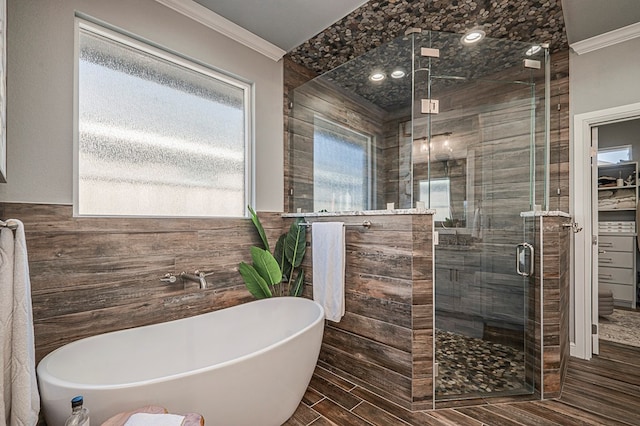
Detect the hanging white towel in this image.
<box><xmin>312</xmin><ymin>222</ymin><xmax>346</xmax><ymax>322</ymax></box>
<box><xmin>0</xmin><ymin>219</ymin><xmax>40</xmax><ymax>426</ymax></box>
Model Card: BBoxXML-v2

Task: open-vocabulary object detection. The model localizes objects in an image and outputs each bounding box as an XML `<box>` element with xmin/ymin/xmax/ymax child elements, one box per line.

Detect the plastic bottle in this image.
<box><xmin>64</xmin><ymin>395</ymin><xmax>90</xmax><ymax>426</ymax></box>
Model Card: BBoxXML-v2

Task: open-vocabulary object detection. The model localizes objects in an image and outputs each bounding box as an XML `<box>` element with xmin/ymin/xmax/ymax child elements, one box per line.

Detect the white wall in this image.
<box><xmin>569</xmin><ymin>36</ymin><xmax>640</xmax><ymax>352</ymax></box>
<box><xmin>0</xmin><ymin>0</ymin><xmax>284</xmax><ymax>212</ymax></box>
<box><xmin>570</xmin><ymin>37</ymin><xmax>640</xmax><ymax>115</ymax></box>
<box><xmin>599</xmin><ymin>119</ymin><xmax>640</xmax><ymax>155</ymax></box>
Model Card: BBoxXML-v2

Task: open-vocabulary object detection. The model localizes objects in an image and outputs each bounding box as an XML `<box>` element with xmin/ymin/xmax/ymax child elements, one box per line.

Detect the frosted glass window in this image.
<box><xmin>420</xmin><ymin>179</ymin><xmax>451</xmax><ymax>222</ymax></box>
<box><xmin>313</xmin><ymin>118</ymin><xmax>371</xmax><ymax>211</ymax></box>
<box><xmin>76</xmin><ymin>21</ymin><xmax>251</xmax><ymax>217</ymax></box>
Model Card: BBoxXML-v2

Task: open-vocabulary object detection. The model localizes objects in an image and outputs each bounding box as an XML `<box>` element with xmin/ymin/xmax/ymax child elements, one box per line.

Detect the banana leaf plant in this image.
<box><xmin>238</xmin><ymin>206</ymin><xmax>307</xmax><ymax>298</ymax></box>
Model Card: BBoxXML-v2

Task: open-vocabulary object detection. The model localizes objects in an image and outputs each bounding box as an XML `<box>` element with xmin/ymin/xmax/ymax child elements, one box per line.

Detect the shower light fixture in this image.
<box><xmin>369</xmin><ymin>71</ymin><xmax>386</xmax><ymax>82</ymax></box>
<box><xmin>461</xmin><ymin>29</ymin><xmax>485</xmax><ymax>45</ymax></box>
<box><xmin>391</xmin><ymin>69</ymin><xmax>406</xmax><ymax>79</ymax></box>
<box><xmin>526</xmin><ymin>45</ymin><xmax>542</xmax><ymax>56</ymax></box>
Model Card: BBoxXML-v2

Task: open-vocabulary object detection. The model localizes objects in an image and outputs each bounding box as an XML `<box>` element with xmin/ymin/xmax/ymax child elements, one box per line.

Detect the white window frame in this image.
<box><xmin>73</xmin><ymin>16</ymin><xmax>253</xmax><ymax>218</ymax></box>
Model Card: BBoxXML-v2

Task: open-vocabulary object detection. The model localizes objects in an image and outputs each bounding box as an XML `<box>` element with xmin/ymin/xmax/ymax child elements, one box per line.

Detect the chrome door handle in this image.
<box><xmin>516</xmin><ymin>242</ymin><xmax>535</xmax><ymax>277</ymax></box>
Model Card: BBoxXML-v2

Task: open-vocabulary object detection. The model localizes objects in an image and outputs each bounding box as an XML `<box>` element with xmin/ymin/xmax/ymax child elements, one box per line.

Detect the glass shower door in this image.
<box><xmin>411</xmin><ymin>30</ymin><xmax>545</xmax><ymax>401</ymax></box>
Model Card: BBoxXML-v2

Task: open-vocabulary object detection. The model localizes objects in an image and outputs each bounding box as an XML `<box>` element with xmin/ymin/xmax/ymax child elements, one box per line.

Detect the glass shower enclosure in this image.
<box><xmin>288</xmin><ymin>28</ymin><xmax>548</xmax><ymax>401</ymax></box>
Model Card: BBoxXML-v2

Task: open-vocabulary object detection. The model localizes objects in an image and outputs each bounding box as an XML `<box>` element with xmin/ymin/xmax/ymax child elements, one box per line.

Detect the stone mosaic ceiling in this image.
<box><xmin>287</xmin><ymin>0</ymin><xmax>567</xmax><ymax>76</ymax></box>
<box><xmin>315</xmin><ymin>30</ymin><xmax>547</xmax><ymax>111</ymax></box>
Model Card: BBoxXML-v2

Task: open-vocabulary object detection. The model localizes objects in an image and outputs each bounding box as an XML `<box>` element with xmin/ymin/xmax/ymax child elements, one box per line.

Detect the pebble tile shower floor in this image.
<box><xmin>435</xmin><ymin>330</ymin><xmax>527</xmax><ymax>398</ymax></box>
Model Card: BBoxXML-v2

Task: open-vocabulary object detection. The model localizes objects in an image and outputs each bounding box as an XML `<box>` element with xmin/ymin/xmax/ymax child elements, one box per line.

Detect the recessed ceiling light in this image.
<box><xmin>369</xmin><ymin>72</ymin><xmax>386</xmax><ymax>82</ymax></box>
<box><xmin>390</xmin><ymin>69</ymin><xmax>406</xmax><ymax>79</ymax></box>
<box><xmin>461</xmin><ymin>29</ymin><xmax>485</xmax><ymax>45</ymax></box>
<box><xmin>526</xmin><ymin>45</ymin><xmax>542</xmax><ymax>56</ymax></box>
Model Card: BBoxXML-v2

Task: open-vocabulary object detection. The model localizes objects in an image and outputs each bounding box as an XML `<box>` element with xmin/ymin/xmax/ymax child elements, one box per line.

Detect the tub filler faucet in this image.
<box><xmin>180</xmin><ymin>270</ymin><xmax>212</xmax><ymax>289</ymax></box>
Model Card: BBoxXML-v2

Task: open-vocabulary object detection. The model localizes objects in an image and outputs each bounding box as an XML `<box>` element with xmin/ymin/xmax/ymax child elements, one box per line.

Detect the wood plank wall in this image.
<box><xmin>548</xmin><ymin>51</ymin><xmax>570</xmax><ymax>213</ymax></box>
<box><xmin>525</xmin><ymin>214</ymin><xmax>572</xmax><ymax>399</ymax></box>
<box><xmin>285</xmin><ymin>67</ymin><xmax>387</xmax><ymax>213</ymax></box>
<box><xmin>283</xmin><ymin>57</ymin><xmax>317</xmax><ymax>213</ymax></box>
<box><xmin>0</xmin><ymin>202</ymin><xmax>286</xmax><ymax>363</ymax></box>
<box><xmin>534</xmin><ymin>52</ymin><xmax>570</xmax><ymax>399</ymax></box>
<box><xmin>539</xmin><ymin>215</ymin><xmax>572</xmax><ymax>398</ymax></box>
<box><xmin>300</xmin><ymin>213</ymin><xmax>433</xmax><ymax>410</ymax></box>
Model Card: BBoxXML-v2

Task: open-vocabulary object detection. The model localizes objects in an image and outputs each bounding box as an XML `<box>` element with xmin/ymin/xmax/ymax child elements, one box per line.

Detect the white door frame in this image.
<box><xmin>572</xmin><ymin>101</ymin><xmax>640</xmax><ymax>360</ymax></box>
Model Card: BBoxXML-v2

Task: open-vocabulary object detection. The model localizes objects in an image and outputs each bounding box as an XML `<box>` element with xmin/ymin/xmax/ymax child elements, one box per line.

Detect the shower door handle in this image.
<box><xmin>516</xmin><ymin>242</ymin><xmax>534</xmax><ymax>277</ymax></box>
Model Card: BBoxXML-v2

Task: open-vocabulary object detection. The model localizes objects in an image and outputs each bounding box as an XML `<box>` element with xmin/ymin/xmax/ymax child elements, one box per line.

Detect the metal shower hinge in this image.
<box><xmin>524</xmin><ymin>59</ymin><xmax>541</xmax><ymax>69</ymax></box>
<box><xmin>421</xmin><ymin>47</ymin><xmax>440</xmax><ymax>58</ymax></box>
<box><xmin>421</xmin><ymin>99</ymin><xmax>439</xmax><ymax>114</ymax></box>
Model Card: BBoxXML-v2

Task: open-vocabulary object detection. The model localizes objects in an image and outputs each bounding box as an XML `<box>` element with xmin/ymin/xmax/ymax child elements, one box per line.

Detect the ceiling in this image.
<box><xmin>561</xmin><ymin>0</ymin><xmax>640</xmax><ymax>44</ymax></box>
<box><xmin>192</xmin><ymin>0</ymin><xmax>639</xmax><ymax>57</ymax></box>
<box><xmin>188</xmin><ymin>0</ymin><xmax>639</xmax><ymax>113</ymax></box>
<box><xmin>192</xmin><ymin>0</ymin><xmax>369</xmax><ymax>52</ymax></box>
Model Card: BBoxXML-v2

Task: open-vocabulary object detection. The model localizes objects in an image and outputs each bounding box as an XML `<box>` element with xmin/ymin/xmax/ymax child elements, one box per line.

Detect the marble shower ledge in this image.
<box><xmin>281</xmin><ymin>208</ymin><xmax>436</xmax><ymax>218</ymax></box>
<box><xmin>520</xmin><ymin>210</ymin><xmax>571</xmax><ymax>218</ymax></box>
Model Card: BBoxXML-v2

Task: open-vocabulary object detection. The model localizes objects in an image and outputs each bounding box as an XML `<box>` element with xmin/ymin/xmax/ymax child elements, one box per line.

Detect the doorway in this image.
<box><xmin>572</xmin><ymin>102</ymin><xmax>640</xmax><ymax>360</ymax></box>
<box><xmin>594</xmin><ymin>119</ymin><xmax>640</xmax><ymax>349</ymax></box>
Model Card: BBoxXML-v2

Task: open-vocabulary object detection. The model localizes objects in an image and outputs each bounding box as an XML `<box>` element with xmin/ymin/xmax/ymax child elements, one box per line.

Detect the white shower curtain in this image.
<box><xmin>0</xmin><ymin>219</ymin><xmax>40</xmax><ymax>425</ymax></box>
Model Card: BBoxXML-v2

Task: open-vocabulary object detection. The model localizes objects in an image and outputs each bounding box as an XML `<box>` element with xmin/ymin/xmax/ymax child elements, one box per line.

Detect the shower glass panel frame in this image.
<box><xmin>288</xmin><ymin>28</ymin><xmax>548</xmax><ymax>403</ymax></box>
<box><xmin>411</xmin><ymin>30</ymin><xmax>546</xmax><ymax>402</ymax></box>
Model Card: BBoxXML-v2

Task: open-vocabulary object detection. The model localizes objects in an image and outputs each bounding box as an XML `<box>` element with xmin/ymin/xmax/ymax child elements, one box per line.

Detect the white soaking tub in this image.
<box><xmin>37</xmin><ymin>297</ymin><xmax>325</xmax><ymax>425</ymax></box>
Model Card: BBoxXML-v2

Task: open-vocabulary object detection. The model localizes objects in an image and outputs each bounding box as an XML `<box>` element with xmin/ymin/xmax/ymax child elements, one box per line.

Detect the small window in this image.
<box><xmin>598</xmin><ymin>145</ymin><xmax>632</xmax><ymax>165</ymax></box>
<box><xmin>420</xmin><ymin>178</ymin><xmax>451</xmax><ymax>222</ymax></box>
<box><xmin>313</xmin><ymin>117</ymin><xmax>371</xmax><ymax>211</ymax></box>
<box><xmin>75</xmin><ymin>19</ymin><xmax>252</xmax><ymax>217</ymax></box>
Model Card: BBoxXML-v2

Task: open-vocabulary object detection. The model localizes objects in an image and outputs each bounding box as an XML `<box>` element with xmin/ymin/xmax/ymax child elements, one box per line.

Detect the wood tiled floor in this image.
<box><xmin>284</xmin><ymin>340</ymin><xmax>640</xmax><ymax>425</ymax></box>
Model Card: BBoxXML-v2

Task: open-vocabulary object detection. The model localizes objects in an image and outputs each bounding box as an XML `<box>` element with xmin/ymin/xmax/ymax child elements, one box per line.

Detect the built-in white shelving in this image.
<box><xmin>597</xmin><ymin>161</ymin><xmax>638</xmax><ymax>308</ymax></box>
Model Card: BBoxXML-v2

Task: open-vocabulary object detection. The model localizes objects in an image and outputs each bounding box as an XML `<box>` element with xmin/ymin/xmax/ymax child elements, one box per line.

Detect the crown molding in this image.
<box><xmin>154</xmin><ymin>0</ymin><xmax>286</xmax><ymax>61</ymax></box>
<box><xmin>571</xmin><ymin>21</ymin><xmax>640</xmax><ymax>55</ymax></box>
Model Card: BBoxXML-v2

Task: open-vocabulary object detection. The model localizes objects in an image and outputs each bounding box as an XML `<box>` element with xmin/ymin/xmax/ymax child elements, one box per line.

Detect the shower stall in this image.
<box><xmin>288</xmin><ymin>28</ymin><xmax>549</xmax><ymax>403</ymax></box>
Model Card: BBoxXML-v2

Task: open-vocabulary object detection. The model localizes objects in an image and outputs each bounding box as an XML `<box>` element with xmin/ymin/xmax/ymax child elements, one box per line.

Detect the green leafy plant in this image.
<box><xmin>238</xmin><ymin>206</ymin><xmax>307</xmax><ymax>298</ymax></box>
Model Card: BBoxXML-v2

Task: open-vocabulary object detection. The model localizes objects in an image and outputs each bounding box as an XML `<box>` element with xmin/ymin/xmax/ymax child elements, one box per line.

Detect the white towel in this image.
<box><xmin>312</xmin><ymin>222</ymin><xmax>346</xmax><ymax>322</ymax></box>
<box><xmin>0</xmin><ymin>219</ymin><xmax>40</xmax><ymax>426</ymax></box>
<box><xmin>125</xmin><ymin>413</ymin><xmax>186</xmax><ymax>426</ymax></box>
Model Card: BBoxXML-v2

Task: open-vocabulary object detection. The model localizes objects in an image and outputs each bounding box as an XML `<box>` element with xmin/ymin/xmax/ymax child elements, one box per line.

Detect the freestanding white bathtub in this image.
<box><xmin>37</xmin><ymin>297</ymin><xmax>325</xmax><ymax>425</ymax></box>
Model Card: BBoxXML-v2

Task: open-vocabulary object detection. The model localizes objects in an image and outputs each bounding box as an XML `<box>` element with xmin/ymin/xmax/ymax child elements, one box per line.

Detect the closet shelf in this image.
<box><xmin>597</xmin><ymin>161</ymin><xmax>638</xmax><ymax>309</ymax></box>
<box><xmin>598</xmin><ymin>185</ymin><xmax>638</xmax><ymax>190</ymax></box>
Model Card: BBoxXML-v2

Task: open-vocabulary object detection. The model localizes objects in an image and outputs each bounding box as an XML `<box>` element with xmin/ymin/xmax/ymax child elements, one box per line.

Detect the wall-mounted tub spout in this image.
<box><xmin>180</xmin><ymin>271</ymin><xmax>211</xmax><ymax>289</ymax></box>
